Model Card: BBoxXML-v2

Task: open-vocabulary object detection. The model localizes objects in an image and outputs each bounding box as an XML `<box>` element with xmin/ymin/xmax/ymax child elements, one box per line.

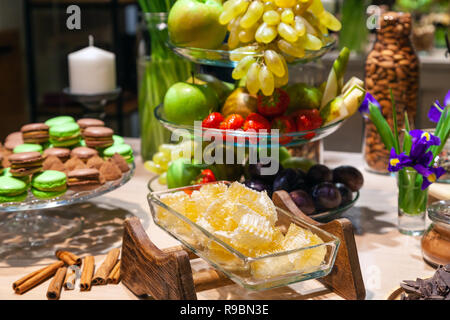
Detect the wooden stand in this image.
<box><xmin>121</xmin><ymin>190</ymin><xmax>366</xmax><ymax>300</ymax></box>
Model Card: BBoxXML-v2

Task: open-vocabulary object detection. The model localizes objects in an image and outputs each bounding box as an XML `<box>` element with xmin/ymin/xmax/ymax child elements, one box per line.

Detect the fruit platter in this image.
<box><xmin>148</xmin><ymin>181</ymin><xmax>340</xmax><ymax>290</ymax></box>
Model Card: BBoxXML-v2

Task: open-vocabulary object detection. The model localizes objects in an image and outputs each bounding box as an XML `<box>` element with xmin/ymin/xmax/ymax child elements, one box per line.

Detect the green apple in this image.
<box><xmin>168</xmin><ymin>0</ymin><xmax>227</xmax><ymax>49</ymax></box>
<box><xmin>285</xmin><ymin>83</ymin><xmax>323</xmax><ymax>114</ymax></box>
<box><xmin>163</xmin><ymin>82</ymin><xmax>219</xmax><ymax>126</ymax></box>
<box><xmin>186</xmin><ymin>74</ymin><xmax>234</xmax><ymax>104</ymax></box>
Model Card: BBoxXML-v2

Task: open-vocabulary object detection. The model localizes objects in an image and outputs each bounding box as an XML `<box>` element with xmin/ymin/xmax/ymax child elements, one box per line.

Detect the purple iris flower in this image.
<box><xmin>388</xmin><ymin>148</ymin><xmax>412</xmax><ymax>172</ymax></box>
<box><xmin>428</xmin><ymin>90</ymin><xmax>450</xmax><ymax>123</ymax></box>
<box><xmin>414</xmin><ymin>165</ymin><xmax>446</xmax><ymax>190</ymax></box>
<box><xmin>359</xmin><ymin>92</ymin><xmax>381</xmax><ymax>118</ymax></box>
<box><xmin>409</xmin><ymin>130</ymin><xmax>441</xmax><ymax>162</ymax></box>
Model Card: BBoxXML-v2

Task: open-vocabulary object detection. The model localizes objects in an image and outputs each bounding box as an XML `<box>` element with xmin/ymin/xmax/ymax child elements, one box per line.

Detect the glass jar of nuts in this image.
<box><xmin>363</xmin><ymin>12</ymin><xmax>419</xmax><ymax>174</ymax></box>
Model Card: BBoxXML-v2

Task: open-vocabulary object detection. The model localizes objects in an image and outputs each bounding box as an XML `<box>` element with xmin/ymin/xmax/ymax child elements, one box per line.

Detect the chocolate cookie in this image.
<box><xmin>21</xmin><ymin>123</ymin><xmax>49</xmax><ymax>144</ymax></box>
<box><xmin>44</xmin><ymin>147</ymin><xmax>71</xmax><ymax>163</ymax></box>
<box><xmin>67</xmin><ymin>168</ymin><xmax>104</xmax><ymax>186</ymax></box>
<box><xmin>8</xmin><ymin>151</ymin><xmax>44</xmax><ymax>177</ymax></box>
<box><xmin>83</xmin><ymin>127</ymin><xmax>114</xmax><ymax>148</ymax></box>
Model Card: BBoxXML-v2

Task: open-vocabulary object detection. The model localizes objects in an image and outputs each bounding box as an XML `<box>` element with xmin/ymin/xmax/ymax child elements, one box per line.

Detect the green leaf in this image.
<box><xmin>369</xmin><ymin>103</ymin><xmax>395</xmax><ymax>152</ymax></box>
<box><xmin>403</xmin><ymin>111</ymin><xmax>412</xmax><ymax>155</ymax></box>
<box><xmin>390</xmin><ymin>89</ymin><xmax>400</xmax><ymax>154</ymax></box>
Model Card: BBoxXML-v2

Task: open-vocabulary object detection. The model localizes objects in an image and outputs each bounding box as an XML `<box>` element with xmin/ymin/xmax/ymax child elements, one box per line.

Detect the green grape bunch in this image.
<box><xmin>220</xmin><ymin>0</ymin><xmax>342</xmax><ymax>96</ymax></box>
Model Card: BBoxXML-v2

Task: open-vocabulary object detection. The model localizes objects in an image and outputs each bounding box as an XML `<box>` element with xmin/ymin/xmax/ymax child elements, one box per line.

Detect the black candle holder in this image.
<box><xmin>63</xmin><ymin>87</ymin><xmax>122</xmax><ymax>119</ymax></box>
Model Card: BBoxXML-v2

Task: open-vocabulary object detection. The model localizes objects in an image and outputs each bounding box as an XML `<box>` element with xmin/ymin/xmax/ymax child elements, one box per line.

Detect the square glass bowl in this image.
<box><xmin>147</xmin><ymin>183</ymin><xmax>340</xmax><ymax>291</ymax></box>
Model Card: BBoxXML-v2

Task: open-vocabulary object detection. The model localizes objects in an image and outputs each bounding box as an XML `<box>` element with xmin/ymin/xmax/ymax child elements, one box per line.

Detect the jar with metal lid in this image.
<box><xmin>421</xmin><ymin>200</ymin><xmax>450</xmax><ymax>267</ymax></box>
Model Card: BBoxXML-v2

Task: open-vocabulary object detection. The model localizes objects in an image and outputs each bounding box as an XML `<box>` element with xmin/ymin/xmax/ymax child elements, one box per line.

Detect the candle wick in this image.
<box><xmin>89</xmin><ymin>35</ymin><xmax>94</xmax><ymax>47</ymax></box>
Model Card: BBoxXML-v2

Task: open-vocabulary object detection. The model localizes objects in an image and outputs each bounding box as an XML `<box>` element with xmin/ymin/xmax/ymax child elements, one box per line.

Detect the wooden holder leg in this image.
<box><xmin>272</xmin><ymin>191</ymin><xmax>366</xmax><ymax>300</ymax></box>
<box><xmin>121</xmin><ymin>217</ymin><xmax>197</xmax><ymax>300</ymax></box>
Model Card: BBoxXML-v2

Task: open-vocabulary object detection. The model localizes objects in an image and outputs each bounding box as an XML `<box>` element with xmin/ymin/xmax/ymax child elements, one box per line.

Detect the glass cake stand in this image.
<box><xmin>167</xmin><ymin>36</ymin><xmax>336</xmax><ymax>68</ymax></box>
<box><xmin>0</xmin><ymin>162</ymin><xmax>135</xmax><ymax>248</ymax></box>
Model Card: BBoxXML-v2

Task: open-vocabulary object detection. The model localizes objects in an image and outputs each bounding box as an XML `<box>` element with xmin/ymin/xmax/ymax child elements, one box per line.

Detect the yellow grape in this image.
<box><xmin>294</xmin><ymin>16</ymin><xmax>306</xmax><ymax>37</ymax></box>
<box><xmin>278</xmin><ymin>22</ymin><xmax>298</xmax><ymax>43</ymax></box>
<box><xmin>281</xmin><ymin>9</ymin><xmax>294</xmax><ymax>24</ymax></box>
<box><xmin>262</xmin><ymin>10</ymin><xmax>280</xmax><ymax>25</ymax></box>
<box><xmin>255</xmin><ymin>22</ymin><xmax>278</xmax><ymax>44</ymax></box>
<box><xmin>232</xmin><ymin>55</ymin><xmax>256</xmax><ymax>80</ymax></box>
<box><xmin>239</xmin><ymin>27</ymin><xmax>256</xmax><ymax>43</ymax></box>
<box><xmin>277</xmin><ymin>39</ymin><xmax>305</xmax><ymax>58</ymax></box>
<box><xmin>158</xmin><ymin>172</ymin><xmax>167</xmax><ymax>185</ymax></box>
<box><xmin>230</xmin><ymin>45</ymin><xmax>259</xmax><ymax>61</ymax></box>
<box><xmin>273</xmin><ymin>56</ymin><xmax>289</xmax><ymax>87</ymax></box>
<box><xmin>264</xmin><ymin>50</ymin><xmax>285</xmax><ymax>77</ymax></box>
<box><xmin>304</xmin><ymin>33</ymin><xmax>322</xmax><ymax>50</ymax></box>
<box><xmin>228</xmin><ymin>29</ymin><xmax>240</xmax><ymax>49</ymax></box>
<box><xmin>263</xmin><ymin>1</ymin><xmax>276</xmax><ymax>12</ymax></box>
<box><xmin>274</xmin><ymin>0</ymin><xmax>296</xmax><ymax>8</ymax></box>
<box><xmin>246</xmin><ymin>62</ymin><xmax>261</xmax><ymax>95</ymax></box>
<box><xmin>219</xmin><ymin>0</ymin><xmax>248</xmax><ymax>25</ymax></box>
<box><xmin>258</xmin><ymin>64</ymin><xmax>275</xmax><ymax>96</ymax></box>
<box><xmin>297</xmin><ymin>15</ymin><xmax>317</xmax><ymax>36</ymax></box>
<box><xmin>319</xmin><ymin>10</ymin><xmax>342</xmax><ymax>31</ymax></box>
<box><xmin>240</xmin><ymin>1</ymin><xmax>264</xmax><ymax>29</ymax></box>
<box><xmin>308</xmin><ymin>0</ymin><xmax>325</xmax><ymax>16</ymax></box>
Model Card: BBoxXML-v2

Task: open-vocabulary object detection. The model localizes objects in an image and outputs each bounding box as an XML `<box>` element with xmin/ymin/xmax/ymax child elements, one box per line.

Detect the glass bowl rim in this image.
<box><xmin>154</xmin><ymin>103</ymin><xmax>345</xmax><ymax>138</ymax></box>
<box><xmin>147</xmin><ymin>181</ymin><xmax>340</xmax><ymax>263</ymax></box>
<box><xmin>427</xmin><ymin>199</ymin><xmax>450</xmax><ymax>225</ymax></box>
<box><xmin>166</xmin><ymin>35</ymin><xmax>337</xmax><ymax>61</ymax></box>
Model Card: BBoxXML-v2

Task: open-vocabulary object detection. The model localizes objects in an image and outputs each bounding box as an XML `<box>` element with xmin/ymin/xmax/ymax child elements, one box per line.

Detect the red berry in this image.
<box><xmin>243</xmin><ymin>113</ymin><xmax>271</xmax><ymax>132</ymax></box>
<box><xmin>202</xmin><ymin>112</ymin><xmax>225</xmax><ymax>129</ymax></box>
<box><xmin>257</xmin><ymin>88</ymin><xmax>290</xmax><ymax>118</ymax></box>
<box><xmin>219</xmin><ymin>114</ymin><xmax>245</xmax><ymax>130</ymax></box>
<box><xmin>271</xmin><ymin>116</ymin><xmax>296</xmax><ymax>145</ymax></box>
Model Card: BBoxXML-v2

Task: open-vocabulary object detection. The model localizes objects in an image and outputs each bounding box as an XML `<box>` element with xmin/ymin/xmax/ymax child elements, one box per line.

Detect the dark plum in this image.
<box><xmin>244</xmin><ymin>179</ymin><xmax>272</xmax><ymax>195</ymax></box>
<box><xmin>332</xmin><ymin>166</ymin><xmax>364</xmax><ymax>192</ymax></box>
<box><xmin>311</xmin><ymin>182</ymin><xmax>342</xmax><ymax>211</ymax></box>
<box><xmin>289</xmin><ymin>190</ymin><xmax>315</xmax><ymax>215</ymax></box>
<box><xmin>335</xmin><ymin>183</ymin><xmax>353</xmax><ymax>207</ymax></box>
<box><xmin>247</xmin><ymin>161</ymin><xmax>282</xmax><ymax>183</ymax></box>
<box><xmin>291</xmin><ymin>175</ymin><xmax>309</xmax><ymax>192</ymax></box>
<box><xmin>306</xmin><ymin>164</ymin><xmax>332</xmax><ymax>187</ymax></box>
<box><xmin>273</xmin><ymin>168</ymin><xmax>298</xmax><ymax>192</ymax></box>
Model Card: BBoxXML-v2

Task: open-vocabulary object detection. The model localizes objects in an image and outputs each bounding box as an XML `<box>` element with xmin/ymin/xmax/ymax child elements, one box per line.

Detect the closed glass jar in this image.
<box><xmin>421</xmin><ymin>200</ymin><xmax>450</xmax><ymax>267</ymax></box>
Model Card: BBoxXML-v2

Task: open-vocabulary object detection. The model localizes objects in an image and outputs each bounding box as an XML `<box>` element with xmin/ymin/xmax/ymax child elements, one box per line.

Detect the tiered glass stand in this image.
<box><xmin>0</xmin><ymin>163</ymin><xmax>135</xmax><ymax>248</ymax></box>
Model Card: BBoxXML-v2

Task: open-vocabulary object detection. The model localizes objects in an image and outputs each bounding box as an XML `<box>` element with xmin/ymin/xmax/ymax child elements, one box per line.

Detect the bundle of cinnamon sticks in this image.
<box><xmin>12</xmin><ymin>248</ymin><xmax>122</xmax><ymax>300</ymax></box>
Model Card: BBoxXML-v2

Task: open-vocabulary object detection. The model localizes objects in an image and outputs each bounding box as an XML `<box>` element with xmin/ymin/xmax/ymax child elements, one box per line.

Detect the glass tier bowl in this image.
<box><xmin>155</xmin><ymin>104</ymin><xmax>345</xmax><ymax>148</ymax></box>
<box><xmin>148</xmin><ymin>183</ymin><xmax>340</xmax><ymax>291</ymax></box>
<box><xmin>0</xmin><ymin>162</ymin><xmax>135</xmax><ymax>248</ymax></box>
<box><xmin>167</xmin><ymin>36</ymin><xmax>336</xmax><ymax>68</ymax></box>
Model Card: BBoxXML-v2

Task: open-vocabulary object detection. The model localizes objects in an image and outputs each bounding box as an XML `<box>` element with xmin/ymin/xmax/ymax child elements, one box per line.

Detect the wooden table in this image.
<box><xmin>0</xmin><ymin>139</ymin><xmax>439</xmax><ymax>300</ymax></box>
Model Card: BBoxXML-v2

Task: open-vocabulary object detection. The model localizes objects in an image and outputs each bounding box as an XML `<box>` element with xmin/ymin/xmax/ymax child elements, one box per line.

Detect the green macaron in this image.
<box><xmin>112</xmin><ymin>135</ymin><xmax>125</xmax><ymax>145</ymax></box>
<box><xmin>0</xmin><ymin>176</ymin><xmax>28</xmax><ymax>203</ymax></box>
<box><xmin>49</xmin><ymin>122</ymin><xmax>81</xmax><ymax>147</ymax></box>
<box><xmin>31</xmin><ymin>170</ymin><xmax>67</xmax><ymax>199</ymax></box>
<box><xmin>103</xmin><ymin>144</ymin><xmax>134</xmax><ymax>163</ymax></box>
<box><xmin>13</xmin><ymin>143</ymin><xmax>43</xmax><ymax>154</ymax></box>
<box><xmin>45</xmin><ymin>116</ymin><xmax>75</xmax><ymax>127</ymax></box>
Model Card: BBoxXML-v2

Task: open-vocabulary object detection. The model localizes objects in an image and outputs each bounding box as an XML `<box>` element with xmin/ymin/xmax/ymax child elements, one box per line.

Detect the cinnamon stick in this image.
<box><xmin>92</xmin><ymin>248</ymin><xmax>120</xmax><ymax>285</ymax></box>
<box><xmin>13</xmin><ymin>261</ymin><xmax>64</xmax><ymax>295</ymax></box>
<box><xmin>80</xmin><ymin>255</ymin><xmax>95</xmax><ymax>291</ymax></box>
<box><xmin>46</xmin><ymin>266</ymin><xmax>67</xmax><ymax>300</ymax></box>
<box><xmin>55</xmin><ymin>250</ymin><xmax>82</xmax><ymax>266</ymax></box>
<box><xmin>106</xmin><ymin>260</ymin><xmax>121</xmax><ymax>284</ymax></box>
<box><xmin>63</xmin><ymin>267</ymin><xmax>77</xmax><ymax>290</ymax></box>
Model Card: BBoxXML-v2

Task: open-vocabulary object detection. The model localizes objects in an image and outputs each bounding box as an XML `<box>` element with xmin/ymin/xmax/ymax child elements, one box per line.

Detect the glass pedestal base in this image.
<box><xmin>0</xmin><ymin>211</ymin><xmax>82</xmax><ymax>248</ymax></box>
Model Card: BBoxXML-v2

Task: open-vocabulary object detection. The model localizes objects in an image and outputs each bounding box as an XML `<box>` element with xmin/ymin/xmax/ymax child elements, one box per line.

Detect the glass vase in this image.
<box><xmin>137</xmin><ymin>12</ymin><xmax>192</xmax><ymax>161</ymax></box>
<box><xmin>397</xmin><ymin>168</ymin><xmax>428</xmax><ymax>236</ymax></box>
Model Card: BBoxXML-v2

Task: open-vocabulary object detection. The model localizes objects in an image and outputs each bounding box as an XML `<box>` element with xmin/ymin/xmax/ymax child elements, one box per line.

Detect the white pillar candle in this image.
<box><xmin>68</xmin><ymin>36</ymin><xmax>116</xmax><ymax>94</ymax></box>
